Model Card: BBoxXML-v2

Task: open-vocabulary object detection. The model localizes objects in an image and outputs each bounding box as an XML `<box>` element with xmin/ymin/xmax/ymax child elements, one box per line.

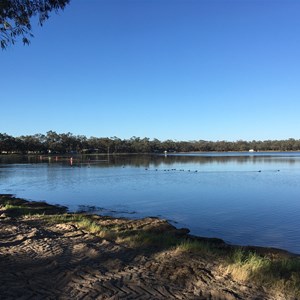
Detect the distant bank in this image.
<box><xmin>1</xmin><ymin>132</ymin><xmax>300</xmax><ymax>154</ymax></box>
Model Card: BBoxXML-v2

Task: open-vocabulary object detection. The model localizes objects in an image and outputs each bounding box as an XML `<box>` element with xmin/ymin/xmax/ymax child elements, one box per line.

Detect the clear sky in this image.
<box><xmin>1</xmin><ymin>0</ymin><xmax>300</xmax><ymax>141</ymax></box>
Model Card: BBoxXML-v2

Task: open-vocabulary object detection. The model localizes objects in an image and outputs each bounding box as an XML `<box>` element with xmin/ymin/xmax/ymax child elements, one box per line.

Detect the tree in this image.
<box><xmin>0</xmin><ymin>133</ymin><xmax>22</xmax><ymax>153</ymax></box>
<box><xmin>0</xmin><ymin>0</ymin><xmax>70</xmax><ymax>49</ymax></box>
<box><xmin>19</xmin><ymin>133</ymin><xmax>47</xmax><ymax>153</ymax></box>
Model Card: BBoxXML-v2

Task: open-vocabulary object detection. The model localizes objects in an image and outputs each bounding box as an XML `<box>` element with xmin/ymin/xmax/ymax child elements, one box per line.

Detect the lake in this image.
<box><xmin>1</xmin><ymin>152</ymin><xmax>300</xmax><ymax>254</ymax></box>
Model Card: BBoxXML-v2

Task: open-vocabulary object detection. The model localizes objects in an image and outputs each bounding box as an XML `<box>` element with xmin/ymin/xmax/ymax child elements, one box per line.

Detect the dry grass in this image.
<box><xmin>1</xmin><ymin>195</ymin><xmax>300</xmax><ymax>298</ymax></box>
<box><xmin>225</xmin><ymin>248</ymin><xmax>300</xmax><ymax>297</ymax></box>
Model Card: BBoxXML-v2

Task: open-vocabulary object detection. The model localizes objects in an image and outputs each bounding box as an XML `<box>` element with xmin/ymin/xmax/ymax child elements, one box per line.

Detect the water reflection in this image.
<box><xmin>1</xmin><ymin>152</ymin><xmax>300</xmax><ymax>167</ymax></box>
<box><xmin>1</xmin><ymin>153</ymin><xmax>300</xmax><ymax>253</ymax></box>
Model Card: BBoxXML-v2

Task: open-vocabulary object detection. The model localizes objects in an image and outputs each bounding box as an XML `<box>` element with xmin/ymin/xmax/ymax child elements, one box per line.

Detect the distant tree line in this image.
<box><xmin>1</xmin><ymin>131</ymin><xmax>300</xmax><ymax>154</ymax></box>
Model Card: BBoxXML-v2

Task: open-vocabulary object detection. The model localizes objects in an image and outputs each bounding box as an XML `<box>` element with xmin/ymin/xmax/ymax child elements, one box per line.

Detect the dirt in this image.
<box><xmin>0</xmin><ymin>196</ymin><xmax>292</xmax><ymax>300</ymax></box>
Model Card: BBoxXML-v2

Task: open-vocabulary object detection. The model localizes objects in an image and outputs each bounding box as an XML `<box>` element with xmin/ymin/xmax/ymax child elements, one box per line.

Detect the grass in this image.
<box><xmin>1</xmin><ymin>194</ymin><xmax>300</xmax><ymax>298</ymax></box>
<box><xmin>175</xmin><ymin>240</ymin><xmax>300</xmax><ymax>297</ymax></box>
<box><xmin>0</xmin><ymin>195</ymin><xmax>66</xmax><ymax>217</ymax></box>
<box><xmin>117</xmin><ymin>231</ymin><xmax>179</xmax><ymax>248</ymax></box>
<box><xmin>47</xmin><ymin>214</ymin><xmax>103</xmax><ymax>232</ymax></box>
<box><xmin>175</xmin><ymin>239</ymin><xmax>223</xmax><ymax>257</ymax></box>
<box><xmin>45</xmin><ymin>214</ymin><xmax>116</xmax><ymax>239</ymax></box>
<box><xmin>46</xmin><ymin>215</ymin><xmax>186</xmax><ymax>248</ymax></box>
<box><xmin>225</xmin><ymin>248</ymin><xmax>300</xmax><ymax>297</ymax></box>
<box><xmin>2</xmin><ymin>204</ymin><xmax>34</xmax><ymax>216</ymax></box>
<box><xmin>125</xmin><ymin>234</ymin><xmax>300</xmax><ymax>297</ymax></box>
<box><xmin>151</xmin><ymin>236</ymin><xmax>300</xmax><ymax>297</ymax></box>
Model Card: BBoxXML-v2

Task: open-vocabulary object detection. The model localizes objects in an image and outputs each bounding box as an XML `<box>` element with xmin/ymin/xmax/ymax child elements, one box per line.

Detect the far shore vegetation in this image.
<box><xmin>1</xmin><ymin>194</ymin><xmax>300</xmax><ymax>298</ymax></box>
<box><xmin>1</xmin><ymin>131</ymin><xmax>300</xmax><ymax>154</ymax></box>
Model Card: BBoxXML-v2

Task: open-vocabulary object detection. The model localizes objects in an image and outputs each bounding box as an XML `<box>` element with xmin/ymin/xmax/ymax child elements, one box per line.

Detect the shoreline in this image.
<box><xmin>1</xmin><ymin>193</ymin><xmax>297</xmax><ymax>257</ymax></box>
<box><xmin>2</xmin><ymin>150</ymin><xmax>300</xmax><ymax>158</ymax></box>
<box><xmin>1</xmin><ymin>194</ymin><xmax>300</xmax><ymax>299</ymax></box>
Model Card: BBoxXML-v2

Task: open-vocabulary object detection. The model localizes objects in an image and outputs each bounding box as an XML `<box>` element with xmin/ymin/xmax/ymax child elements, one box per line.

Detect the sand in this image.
<box><xmin>0</xmin><ymin>195</ymin><xmax>294</xmax><ymax>300</ymax></box>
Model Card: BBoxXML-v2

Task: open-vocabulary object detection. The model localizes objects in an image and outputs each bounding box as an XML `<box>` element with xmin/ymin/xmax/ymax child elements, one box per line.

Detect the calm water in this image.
<box><xmin>1</xmin><ymin>153</ymin><xmax>300</xmax><ymax>254</ymax></box>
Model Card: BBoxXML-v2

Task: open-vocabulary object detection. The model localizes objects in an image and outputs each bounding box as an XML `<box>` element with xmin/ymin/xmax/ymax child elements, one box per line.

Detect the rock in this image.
<box><xmin>0</xmin><ymin>213</ymin><xmax>7</xmax><ymax>219</ymax></box>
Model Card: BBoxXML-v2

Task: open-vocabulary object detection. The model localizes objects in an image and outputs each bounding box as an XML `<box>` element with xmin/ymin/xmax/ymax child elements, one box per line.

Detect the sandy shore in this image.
<box><xmin>0</xmin><ymin>195</ymin><xmax>297</xmax><ymax>300</ymax></box>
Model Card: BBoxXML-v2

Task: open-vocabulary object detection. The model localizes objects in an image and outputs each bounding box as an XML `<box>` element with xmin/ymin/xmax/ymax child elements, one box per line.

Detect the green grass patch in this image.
<box><xmin>45</xmin><ymin>214</ymin><xmax>115</xmax><ymax>238</ymax></box>
<box><xmin>0</xmin><ymin>195</ymin><xmax>66</xmax><ymax>217</ymax></box>
<box><xmin>3</xmin><ymin>204</ymin><xmax>35</xmax><ymax>217</ymax></box>
<box><xmin>176</xmin><ymin>239</ymin><xmax>223</xmax><ymax>257</ymax></box>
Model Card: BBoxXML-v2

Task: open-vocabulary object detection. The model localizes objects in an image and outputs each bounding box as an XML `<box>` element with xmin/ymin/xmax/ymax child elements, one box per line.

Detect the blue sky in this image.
<box><xmin>1</xmin><ymin>0</ymin><xmax>300</xmax><ymax>141</ymax></box>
